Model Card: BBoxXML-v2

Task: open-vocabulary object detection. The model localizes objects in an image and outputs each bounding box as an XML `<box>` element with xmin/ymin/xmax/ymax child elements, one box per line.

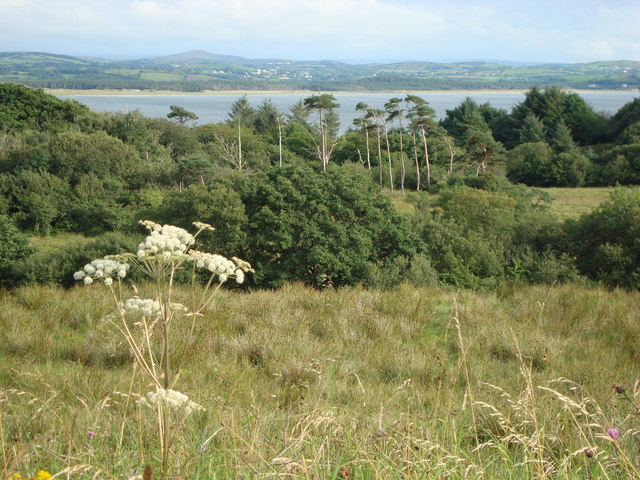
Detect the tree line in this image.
<box><xmin>1</xmin><ymin>83</ymin><xmax>640</xmax><ymax>290</ymax></box>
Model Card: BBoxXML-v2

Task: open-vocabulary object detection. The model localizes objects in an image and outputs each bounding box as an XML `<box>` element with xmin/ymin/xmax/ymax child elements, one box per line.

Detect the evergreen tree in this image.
<box><xmin>288</xmin><ymin>99</ymin><xmax>310</xmax><ymax>127</ymax></box>
<box><xmin>386</xmin><ymin>97</ymin><xmax>407</xmax><ymax>194</ymax></box>
<box><xmin>406</xmin><ymin>95</ymin><xmax>436</xmax><ymax>191</ymax></box>
<box><xmin>303</xmin><ymin>94</ymin><xmax>340</xmax><ymax>170</ymax></box>
<box><xmin>519</xmin><ymin>112</ymin><xmax>546</xmax><ymax>144</ymax></box>
<box><xmin>354</xmin><ymin>102</ymin><xmax>373</xmax><ymax>170</ymax></box>
<box><xmin>549</xmin><ymin>119</ymin><xmax>577</xmax><ymax>153</ymax></box>
<box><xmin>167</xmin><ymin>105</ymin><xmax>198</xmax><ymax>125</ymax></box>
<box><xmin>227</xmin><ymin>94</ymin><xmax>255</xmax><ymax>128</ymax></box>
<box><xmin>253</xmin><ymin>99</ymin><xmax>282</xmax><ymax>135</ymax></box>
<box><xmin>463</xmin><ymin>111</ymin><xmax>504</xmax><ymax>176</ymax></box>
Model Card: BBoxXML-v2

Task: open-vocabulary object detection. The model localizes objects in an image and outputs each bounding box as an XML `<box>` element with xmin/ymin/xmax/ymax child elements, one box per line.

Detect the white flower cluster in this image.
<box><xmin>136</xmin><ymin>221</ymin><xmax>195</xmax><ymax>259</ymax></box>
<box><xmin>188</xmin><ymin>251</ymin><xmax>254</xmax><ymax>283</ymax></box>
<box><xmin>138</xmin><ymin>388</ymin><xmax>204</xmax><ymax>415</ymax></box>
<box><xmin>120</xmin><ymin>297</ymin><xmax>188</xmax><ymax>317</ymax></box>
<box><xmin>73</xmin><ymin>258</ymin><xmax>129</xmax><ymax>286</ymax></box>
<box><xmin>122</xmin><ymin>297</ymin><xmax>161</xmax><ymax>317</ymax></box>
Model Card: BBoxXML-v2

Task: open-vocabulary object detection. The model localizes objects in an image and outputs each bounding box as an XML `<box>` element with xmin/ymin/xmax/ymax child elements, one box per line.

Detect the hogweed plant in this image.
<box><xmin>73</xmin><ymin>220</ymin><xmax>253</xmax><ymax>478</ymax></box>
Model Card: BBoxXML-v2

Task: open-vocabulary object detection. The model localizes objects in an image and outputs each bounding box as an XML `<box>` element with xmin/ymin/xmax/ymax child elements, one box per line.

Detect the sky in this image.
<box><xmin>1</xmin><ymin>0</ymin><xmax>639</xmax><ymax>63</ymax></box>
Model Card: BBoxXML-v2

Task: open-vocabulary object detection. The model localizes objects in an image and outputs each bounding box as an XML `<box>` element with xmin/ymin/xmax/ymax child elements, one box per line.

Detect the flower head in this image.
<box><xmin>607</xmin><ymin>428</ymin><xmax>619</xmax><ymax>440</ymax></box>
<box><xmin>188</xmin><ymin>251</ymin><xmax>253</xmax><ymax>284</ymax></box>
<box><xmin>121</xmin><ymin>297</ymin><xmax>162</xmax><ymax>317</ymax></box>
<box><xmin>193</xmin><ymin>221</ymin><xmax>215</xmax><ymax>232</ymax></box>
<box><xmin>138</xmin><ymin>388</ymin><xmax>204</xmax><ymax>415</ymax></box>
<box><xmin>136</xmin><ymin>221</ymin><xmax>195</xmax><ymax>260</ymax></box>
<box><xmin>74</xmin><ymin>258</ymin><xmax>129</xmax><ymax>286</ymax></box>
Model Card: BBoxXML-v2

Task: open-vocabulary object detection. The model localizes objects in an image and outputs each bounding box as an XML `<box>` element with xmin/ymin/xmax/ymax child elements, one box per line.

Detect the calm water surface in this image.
<box><xmin>59</xmin><ymin>91</ymin><xmax>639</xmax><ymax>133</ymax></box>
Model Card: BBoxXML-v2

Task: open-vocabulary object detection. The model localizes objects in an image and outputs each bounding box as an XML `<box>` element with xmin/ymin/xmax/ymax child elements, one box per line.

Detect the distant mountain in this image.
<box><xmin>0</xmin><ymin>50</ymin><xmax>638</xmax><ymax>92</ymax></box>
<box><xmin>152</xmin><ymin>50</ymin><xmax>262</xmax><ymax>66</ymax></box>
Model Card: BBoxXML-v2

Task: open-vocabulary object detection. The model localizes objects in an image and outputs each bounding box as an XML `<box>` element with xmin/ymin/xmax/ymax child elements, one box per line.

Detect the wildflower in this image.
<box><xmin>193</xmin><ymin>221</ymin><xmax>215</xmax><ymax>231</ymax></box>
<box><xmin>136</xmin><ymin>221</ymin><xmax>194</xmax><ymax>259</ymax></box>
<box><xmin>232</xmin><ymin>256</ymin><xmax>255</xmax><ymax>273</ymax></box>
<box><xmin>88</xmin><ymin>431</ymin><xmax>96</xmax><ymax>438</ymax></box>
<box><xmin>607</xmin><ymin>428</ymin><xmax>619</xmax><ymax>440</ymax></box>
<box><xmin>138</xmin><ymin>388</ymin><xmax>204</xmax><ymax>415</ymax></box>
<box><xmin>189</xmin><ymin>251</ymin><xmax>236</xmax><ymax>278</ymax></box>
<box><xmin>122</xmin><ymin>297</ymin><xmax>162</xmax><ymax>317</ymax></box>
<box><xmin>74</xmin><ymin>258</ymin><xmax>130</xmax><ymax>286</ymax></box>
<box><xmin>35</xmin><ymin>471</ymin><xmax>52</xmax><ymax>480</ymax></box>
<box><xmin>188</xmin><ymin>251</ymin><xmax>254</xmax><ymax>284</ymax></box>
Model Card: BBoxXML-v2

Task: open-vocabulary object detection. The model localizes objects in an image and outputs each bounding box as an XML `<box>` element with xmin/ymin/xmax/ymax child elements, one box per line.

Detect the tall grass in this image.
<box><xmin>543</xmin><ymin>187</ymin><xmax>626</xmax><ymax>220</ymax></box>
<box><xmin>2</xmin><ymin>282</ymin><xmax>640</xmax><ymax>478</ymax></box>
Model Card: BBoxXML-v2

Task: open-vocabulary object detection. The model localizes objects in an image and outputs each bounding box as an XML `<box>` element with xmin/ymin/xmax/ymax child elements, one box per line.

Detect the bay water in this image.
<box><xmin>58</xmin><ymin>91</ymin><xmax>639</xmax><ymax>133</ymax></box>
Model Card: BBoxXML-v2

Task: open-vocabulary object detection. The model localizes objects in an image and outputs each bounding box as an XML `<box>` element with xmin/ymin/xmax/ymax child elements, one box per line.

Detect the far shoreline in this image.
<box><xmin>46</xmin><ymin>87</ymin><xmax>636</xmax><ymax>97</ymax></box>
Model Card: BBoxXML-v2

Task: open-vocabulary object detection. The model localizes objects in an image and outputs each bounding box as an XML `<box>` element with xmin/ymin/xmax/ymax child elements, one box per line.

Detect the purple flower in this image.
<box><xmin>607</xmin><ymin>428</ymin><xmax>619</xmax><ymax>440</ymax></box>
<box><xmin>88</xmin><ymin>431</ymin><xmax>97</xmax><ymax>438</ymax></box>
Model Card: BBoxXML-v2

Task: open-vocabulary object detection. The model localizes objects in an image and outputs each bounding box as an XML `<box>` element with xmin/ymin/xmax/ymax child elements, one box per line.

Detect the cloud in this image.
<box><xmin>0</xmin><ymin>0</ymin><xmax>638</xmax><ymax>61</ymax></box>
<box><xmin>0</xmin><ymin>0</ymin><xmax>447</xmax><ymax>56</ymax></box>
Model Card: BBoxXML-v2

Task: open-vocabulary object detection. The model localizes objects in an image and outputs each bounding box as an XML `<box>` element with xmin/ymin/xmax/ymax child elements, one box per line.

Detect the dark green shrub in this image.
<box><xmin>0</xmin><ymin>215</ymin><xmax>32</xmax><ymax>286</ymax></box>
<box><xmin>21</xmin><ymin>232</ymin><xmax>141</xmax><ymax>287</ymax></box>
<box><xmin>415</xmin><ymin>183</ymin><xmax>567</xmax><ymax>289</ymax></box>
<box><xmin>146</xmin><ymin>183</ymin><xmax>248</xmax><ymax>258</ymax></box>
<box><xmin>241</xmin><ymin>164</ymin><xmax>420</xmax><ymax>287</ymax></box>
<box><xmin>506</xmin><ymin>142</ymin><xmax>554</xmax><ymax>186</ymax></box>
<box><xmin>0</xmin><ymin>83</ymin><xmax>88</xmax><ymax>131</ymax></box>
<box><xmin>0</xmin><ymin>169</ymin><xmax>71</xmax><ymax>234</ymax></box>
<box><xmin>364</xmin><ymin>253</ymin><xmax>439</xmax><ymax>289</ymax></box>
<box><xmin>565</xmin><ymin>187</ymin><xmax>640</xmax><ymax>288</ymax></box>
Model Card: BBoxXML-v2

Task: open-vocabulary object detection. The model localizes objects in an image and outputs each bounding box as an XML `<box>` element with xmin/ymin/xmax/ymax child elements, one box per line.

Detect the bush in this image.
<box><xmin>506</xmin><ymin>141</ymin><xmax>554</xmax><ymax>186</ymax></box>
<box><xmin>20</xmin><ymin>232</ymin><xmax>141</xmax><ymax>287</ymax></box>
<box><xmin>241</xmin><ymin>164</ymin><xmax>421</xmax><ymax>287</ymax></box>
<box><xmin>565</xmin><ymin>187</ymin><xmax>640</xmax><ymax>288</ymax></box>
<box><xmin>414</xmin><ymin>183</ymin><xmax>566</xmax><ymax>289</ymax></box>
<box><xmin>510</xmin><ymin>248</ymin><xmax>584</xmax><ymax>285</ymax></box>
<box><xmin>145</xmin><ymin>183</ymin><xmax>248</xmax><ymax>258</ymax></box>
<box><xmin>364</xmin><ymin>253</ymin><xmax>439</xmax><ymax>289</ymax></box>
<box><xmin>0</xmin><ymin>215</ymin><xmax>32</xmax><ymax>286</ymax></box>
<box><xmin>0</xmin><ymin>83</ymin><xmax>88</xmax><ymax>131</ymax></box>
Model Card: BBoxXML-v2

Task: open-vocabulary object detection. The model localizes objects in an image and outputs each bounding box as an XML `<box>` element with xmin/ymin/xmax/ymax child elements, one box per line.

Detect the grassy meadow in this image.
<box><xmin>2</xmin><ymin>281</ymin><xmax>640</xmax><ymax>479</ymax></box>
<box><xmin>543</xmin><ymin>187</ymin><xmax>617</xmax><ymax>220</ymax></box>
<box><xmin>387</xmin><ymin>186</ymin><xmax>620</xmax><ymax>220</ymax></box>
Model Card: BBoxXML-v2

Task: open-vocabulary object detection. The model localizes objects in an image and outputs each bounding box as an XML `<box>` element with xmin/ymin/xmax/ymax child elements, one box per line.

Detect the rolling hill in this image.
<box><xmin>0</xmin><ymin>50</ymin><xmax>638</xmax><ymax>92</ymax></box>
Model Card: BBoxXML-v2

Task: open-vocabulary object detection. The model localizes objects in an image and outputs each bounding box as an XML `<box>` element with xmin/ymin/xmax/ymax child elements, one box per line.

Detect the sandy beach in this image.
<box><xmin>46</xmin><ymin>88</ymin><xmax>536</xmax><ymax>96</ymax></box>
